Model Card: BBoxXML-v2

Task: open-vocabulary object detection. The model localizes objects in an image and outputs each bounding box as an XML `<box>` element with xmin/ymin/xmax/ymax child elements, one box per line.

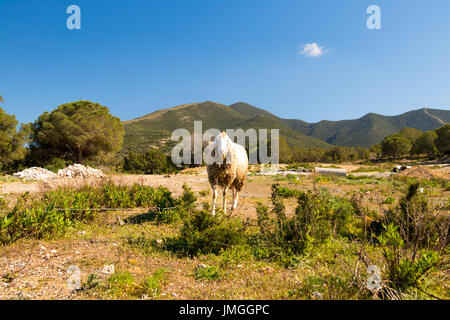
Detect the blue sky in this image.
<box><xmin>1</xmin><ymin>0</ymin><xmax>449</xmax><ymax>124</ymax></box>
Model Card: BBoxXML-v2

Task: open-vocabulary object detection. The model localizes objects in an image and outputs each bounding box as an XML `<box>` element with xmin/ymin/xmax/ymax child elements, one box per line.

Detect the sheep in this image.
<box><xmin>206</xmin><ymin>132</ymin><xmax>249</xmax><ymax>215</ymax></box>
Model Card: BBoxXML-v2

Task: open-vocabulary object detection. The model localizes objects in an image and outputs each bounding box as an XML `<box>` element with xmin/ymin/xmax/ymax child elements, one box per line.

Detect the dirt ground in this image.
<box><xmin>0</xmin><ymin>164</ymin><xmax>449</xmax><ymax>300</ymax></box>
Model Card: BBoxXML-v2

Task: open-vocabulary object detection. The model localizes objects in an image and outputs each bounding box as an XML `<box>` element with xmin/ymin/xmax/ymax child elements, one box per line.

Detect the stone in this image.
<box><xmin>57</xmin><ymin>164</ymin><xmax>105</xmax><ymax>179</ymax></box>
<box><xmin>101</xmin><ymin>264</ymin><xmax>115</xmax><ymax>275</ymax></box>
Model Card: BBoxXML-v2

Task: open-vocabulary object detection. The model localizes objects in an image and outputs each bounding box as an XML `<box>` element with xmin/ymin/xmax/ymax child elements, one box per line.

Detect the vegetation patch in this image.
<box><xmin>164</xmin><ymin>207</ymin><xmax>247</xmax><ymax>257</ymax></box>
<box><xmin>104</xmin><ymin>269</ymin><xmax>167</xmax><ymax>299</ymax></box>
<box><xmin>193</xmin><ymin>265</ymin><xmax>223</xmax><ymax>281</ymax></box>
<box><xmin>0</xmin><ymin>182</ymin><xmax>180</xmax><ymax>245</ymax></box>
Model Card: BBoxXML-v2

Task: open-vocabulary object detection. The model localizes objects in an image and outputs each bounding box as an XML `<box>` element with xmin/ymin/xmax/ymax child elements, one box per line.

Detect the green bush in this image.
<box><xmin>122</xmin><ymin>150</ymin><xmax>178</xmax><ymax>174</ymax></box>
<box><xmin>194</xmin><ymin>265</ymin><xmax>223</xmax><ymax>281</ymax></box>
<box><xmin>0</xmin><ymin>182</ymin><xmax>179</xmax><ymax>245</ymax></box>
<box><xmin>0</xmin><ymin>196</ymin><xmax>8</xmax><ymax>210</ymax></box>
<box><xmin>106</xmin><ymin>268</ymin><xmax>167</xmax><ymax>299</ymax></box>
<box><xmin>145</xmin><ymin>184</ymin><xmax>196</xmax><ymax>225</ymax></box>
<box><xmin>142</xmin><ymin>268</ymin><xmax>167</xmax><ymax>297</ymax></box>
<box><xmin>44</xmin><ymin>158</ymin><xmax>67</xmax><ymax>173</ymax></box>
<box><xmin>382</xmin><ymin>196</ymin><xmax>395</xmax><ymax>205</ymax></box>
<box><xmin>149</xmin><ymin>208</ymin><xmax>180</xmax><ymax>225</ymax></box>
<box><xmin>275</xmin><ymin>186</ymin><xmax>303</xmax><ymax>199</ymax></box>
<box><xmin>378</xmin><ymin>224</ymin><xmax>442</xmax><ymax>292</ymax></box>
<box><xmin>164</xmin><ymin>209</ymin><xmax>247</xmax><ymax>257</ymax></box>
<box><xmin>0</xmin><ymin>202</ymin><xmax>73</xmax><ymax>244</ymax></box>
<box><xmin>260</xmin><ymin>185</ymin><xmax>360</xmax><ymax>248</ymax></box>
<box><xmin>384</xmin><ymin>183</ymin><xmax>449</xmax><ymax>249</ymax></box>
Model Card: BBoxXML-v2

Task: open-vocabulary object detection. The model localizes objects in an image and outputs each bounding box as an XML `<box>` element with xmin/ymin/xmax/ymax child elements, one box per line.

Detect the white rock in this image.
<box><xmin>57</xmin><ymin>164</ymin><xmax>105</xmax><ymax>179</ymax></box>
<box><xmin>101</xmin><ymin>264</ymin><xmax>115</xmax><ymax>275</ymax></box>
<box><xmin>13</xmin><ymin>167</ymin><xmax>57</xmax><ymax>181</ymax></box>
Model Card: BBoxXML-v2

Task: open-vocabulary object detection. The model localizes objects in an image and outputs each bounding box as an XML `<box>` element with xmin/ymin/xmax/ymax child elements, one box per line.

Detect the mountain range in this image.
<box><xmin>122</xmin><ymin>101</ymin><xmax>449</xmax><ymax>154</ymax></box>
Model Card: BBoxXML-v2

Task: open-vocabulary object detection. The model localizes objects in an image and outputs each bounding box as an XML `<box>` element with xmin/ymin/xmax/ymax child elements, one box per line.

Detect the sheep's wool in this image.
<box><xmin>207</xmin><ymin>133</ymin><xmax>248</xmax><ymax>191</ymax></box>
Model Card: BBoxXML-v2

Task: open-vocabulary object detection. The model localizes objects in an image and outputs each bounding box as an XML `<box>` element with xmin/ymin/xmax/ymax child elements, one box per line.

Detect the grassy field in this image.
<box><xmin>0</xmin><ymin>165</ymin><xmax>449</xmax><ymax>300</ymax></box>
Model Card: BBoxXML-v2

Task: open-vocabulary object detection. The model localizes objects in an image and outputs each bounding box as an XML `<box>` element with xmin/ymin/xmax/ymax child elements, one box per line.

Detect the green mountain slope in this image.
<box><xmin>122</xmin><ymin>101</ymin><xmax>331</xmax><ymax>155</ymax></box>
<box><xmin>229</xmin><ymin>102</ymin><xmax>281</xmax><ymax>121</ymax></box>
<box><xmin>123</xmin><ymin>101</ymin><xmax>248</xmax><ymax>154</ymax></box>
<box><xmin>122</xmin><ymin>101</ymin><xmax>449</xmax><ymax>154</ymax></box>
<box><xmin>233</xmin><ymin>114</ymin><xmax>331</xmax><ymax>148</ymax></box>
<box><xmin>286</xmin><ymin>108</ymin><xmax>450</xmax><ymax>147</ymax></box>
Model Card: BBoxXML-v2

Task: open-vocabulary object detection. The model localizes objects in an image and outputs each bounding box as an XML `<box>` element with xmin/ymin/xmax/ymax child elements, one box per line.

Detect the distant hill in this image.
<box><xmin>122</xmin><ymin>101</ymin><xmax>330</xmax><ymax>155</ymax></box>
<box><xmin>122</xmin><ymin>101</ymin><xmax>449</xmax><ymax>154</ymax></box>
<box><xmin>286</xmin><ymin>108</ymin><xmax>450</xmax><ymax>147</ymax></box>
<box><xmin>230</xmin><ymin>102</ymin><xmax>449</xmax><ymax>147</ymax></box>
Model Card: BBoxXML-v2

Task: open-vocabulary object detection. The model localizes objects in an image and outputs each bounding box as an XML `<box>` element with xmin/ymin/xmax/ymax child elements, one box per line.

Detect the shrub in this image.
<box><xmin>384</xmin><ymin>183</ymin><xmax>449</xmax><ymax>250</ymax></box>
<box><xmin>81</xmin><ymin>273</ymin><xmax>99</xmax><ymax>291</ymax></box>
<box><xmin>275</xmin><ymin>187</ymin><xmax>302</xmax><ymax>199</ymax></box>
<box><xmin>378</xmin><ymin>224</ymin><xmax>443</xmax><ymax>292</ymax></box>
<box><xmin>179</xmin><ymin>184</ymin><xmax>197</xmax><ymax>210</ymax></box>
<box><xmin>44</xmin><ymin>158</ymin><xmax>67</xmax><ymax>173</ymax></box>
<box><xmin>145</xmin><ymin>184</ymin><xmax>196</xmax><ymax>225</ymax></box>
<box><xmin>256</xmin><ymin>186</ymin><xmax>313</xmax><ymax>256</ymax></box>
<box><xmin>106</xmin><ymin>268</ymin><xmax>167</xmax><ymax>299</ymax></box>
<box><xmin>0</xmin><ymin>182</ymin><xmax>180</xmax><ymax>245</ymax></box>
<box><xmin>164</xmin><ymin>209</ymin><xmax>247</xmax><ymax>257</ymax></box>
<box><xmin>142</xmin><ymin>268</ymin><xmax>167</xmax><ymax>297</ymax></box>
<box><xmin>0</xmin><ymin>196</ymin><xmax>8</xmax><ymax>210</ymax></box>
<box><xmin>122</xmin><ymin>150</ymin><xmax>178</xmax><ymax>174</ymax></box>
<box><xmin>0</xmin><ymin>202</ymin><xmax>73</xmax><ymax>244</ymax></box>
<box><xmin>262</xmin><ymin>185</ymin><xmax>360</xmax><ymax>245</ymax></box>
<box><xmin>194</xmin><ymin>265</ymin><xmax>223</xmax><ymax>281</ymax></box>
<box><xmin>255</xmin><ymin>185</ymin><xmax>362</xmax><ymax>265</ymax></box>
<box><xmin>149</xmin><ymin>208</ymin><xmax>180</xmax><ymax>225</ymax></box>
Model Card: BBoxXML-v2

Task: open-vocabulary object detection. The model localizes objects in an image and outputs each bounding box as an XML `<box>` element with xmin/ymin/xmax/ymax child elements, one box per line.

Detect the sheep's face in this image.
<box><xmin>216</xmin><ymin>132</ymin><xmax>230</xmax><ymax>159</ymax></box>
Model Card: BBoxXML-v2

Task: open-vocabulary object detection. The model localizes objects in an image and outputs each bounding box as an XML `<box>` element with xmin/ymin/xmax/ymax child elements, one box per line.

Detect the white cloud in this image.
<box><xmin>299</xmin><ymin>43</ymin><xmax>327</xmax><ymax>58</ymax></box>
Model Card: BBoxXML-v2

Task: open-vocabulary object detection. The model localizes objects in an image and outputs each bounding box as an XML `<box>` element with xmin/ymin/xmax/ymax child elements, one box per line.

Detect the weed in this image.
<box><xmin>194</xmin><ymin>265</ymin><xmax>222</xmax><ymax>281</ymax></box>
<box><xmin>378</xmin><ymin>224</ymin><xmax>444</xmax><ymax>293</ymax></box>
<box><xmin>0</xmin><ymin>196</ymin><xmax>8</xmax><ymax>210</ymax></box>
<box><xmin>142</xmin><ymin>268</ymin><xmax>167</xmax><ymax>297</ymax></box>
<box><xmin>81</xmin><ymin>273</ymin><xmax>99</xmax><ymax>291</ymax></box>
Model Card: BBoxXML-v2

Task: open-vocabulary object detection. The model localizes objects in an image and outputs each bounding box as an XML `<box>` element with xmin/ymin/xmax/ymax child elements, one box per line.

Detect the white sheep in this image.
<box><xmin>206</xmin><ymin>132</ymin><xmax>248</xmax><ymax>215</ymax></box>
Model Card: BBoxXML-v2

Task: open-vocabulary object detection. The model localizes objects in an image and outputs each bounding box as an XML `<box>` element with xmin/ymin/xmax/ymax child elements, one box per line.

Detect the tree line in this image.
<box><xmin>371</xmin><ymin>126</ymin><xmax>450</xmax><ymax>160</ymax></box>
<box><xmin>1</xmin><ymin>96</ymin><xmax>449</xmax><ymax>175</ymax></box>
<box><xmin>0</xmin><ymin>99</ymin><xmax>125</xmax><ymax>173</ymax></box>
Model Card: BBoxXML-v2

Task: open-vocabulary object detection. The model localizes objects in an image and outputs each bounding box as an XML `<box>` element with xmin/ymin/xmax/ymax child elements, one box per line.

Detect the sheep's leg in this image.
<box><xmin>211</xmin><ymin>185</ymin><xmax>218</xmax><ymax>216</ymax></box>
<box><xmin>232</xmin><ymin>189</ymin><xmax>239</xmax><ymax>211</ymax></box>
<box><xmin>223</xmin><ymin>187</ymin><xmax>228</xmax><ymax>215</ymax></box>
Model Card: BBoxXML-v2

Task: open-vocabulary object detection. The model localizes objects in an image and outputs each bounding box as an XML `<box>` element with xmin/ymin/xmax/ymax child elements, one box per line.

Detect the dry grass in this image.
<box><xmin>0</xmin><ymin>165</ymin><xmax>449</xmax><ymax>300</ymax></box>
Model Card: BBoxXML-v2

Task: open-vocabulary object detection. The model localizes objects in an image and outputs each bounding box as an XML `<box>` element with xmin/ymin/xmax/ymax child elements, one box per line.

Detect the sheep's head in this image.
<box><xmin>216</xmin><ymin>132</ymin><xmax>231</xmax><ymax>159</ymax></box>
